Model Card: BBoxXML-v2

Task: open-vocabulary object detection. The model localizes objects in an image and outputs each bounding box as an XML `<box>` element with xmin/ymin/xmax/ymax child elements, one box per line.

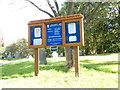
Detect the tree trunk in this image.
<box><xmin>65</xmin><ymin>47</ymin><xmax>74</xmax><ymax>68</ymax></box>
<box><xmin>65</xmin><ymin>1</ymin><xmax>75</xmax><ymax>69</ymax></box>
<box><xmin>39</xmin><ymin>48</ymin><xmax>47</xmax><ymax>65</ymax></box>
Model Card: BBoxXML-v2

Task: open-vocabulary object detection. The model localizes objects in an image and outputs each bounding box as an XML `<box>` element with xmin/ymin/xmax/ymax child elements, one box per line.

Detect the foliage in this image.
<box><xmin>58</xmin><ymin>47</ymin><xmax>65</xmax><ymax>56</ymax></box>
<box><xmin>1</xmin><ymin>53</ymin><xmax>118</xmax><ymax>88</ymax></box>
<box><xmin>45</xmin><ymin>48</ymin><xmax>52</xmax><ymax>57</ymax></box>
<box><xmin>16</xmin><ymin>38</ymin><xmax>33</xmax><ymax>57</ymax></box>
<box><xmin>60</xmin><ymin>2</ymin><xmax>120</xmax><ymax>55</ymax></box>
<box><xmin>45</xmin><ymin>47</ymin><xmax>65</xmax><ymax>57</ymax></box>
<box><xmin>3</xmin><ymin>38</ymin><xmax>34</xmax><ymax>58</ymax></box>
<box><xmin>24</xmin><ymin>1</ymin><xmax>119</xmax><ymax>69</ymax></box>
<box><xmin>3</xmin><ymin>43</ymin><xmax>18</xmax><ymax>58</ymax></box>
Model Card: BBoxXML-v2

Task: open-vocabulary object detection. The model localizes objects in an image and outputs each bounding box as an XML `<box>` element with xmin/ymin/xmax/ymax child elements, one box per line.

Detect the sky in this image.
<box><xmin>0</xmin><ymin>0</ymin><xmax>64</xmax><ymax>46</ymax></box>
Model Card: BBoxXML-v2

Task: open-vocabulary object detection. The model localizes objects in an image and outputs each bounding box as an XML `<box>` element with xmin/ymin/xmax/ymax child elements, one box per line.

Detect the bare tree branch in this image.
<box><xmin>25</xmin><ymin>0</ymin><xmax>54</xmax><ymax>17</ymax></box>
<box><xmin>54</xmin><ymin>0</ymin><xmax>60</xmax><ymax>16</ymax></box>
<box><xmin>85</xmin><ymin>2</ymin><xmax>102</xmax><ymax>27</ymax></box>
<box><xmin>46</xmin><ymin>0</ymin><xmax>58</xmax><ymax>17</ymax></box>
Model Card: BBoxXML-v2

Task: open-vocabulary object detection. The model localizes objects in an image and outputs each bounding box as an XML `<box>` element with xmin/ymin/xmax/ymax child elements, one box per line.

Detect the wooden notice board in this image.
<box><xmin>28</xmin><ymin>14</ymin><xmax>84</xmax><ymax>77</ymax></box>
<box><xmin>28</xmin><ymin>14</ymin><xmax>84</xmax><ymax>48</ymax></box>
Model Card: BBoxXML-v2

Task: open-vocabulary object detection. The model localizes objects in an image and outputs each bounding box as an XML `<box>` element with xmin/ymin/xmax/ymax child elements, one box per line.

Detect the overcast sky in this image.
<box><xmin>0</xmin><ymin>0</ymin><xmax>64</xmax><ymax>46</ymax></box>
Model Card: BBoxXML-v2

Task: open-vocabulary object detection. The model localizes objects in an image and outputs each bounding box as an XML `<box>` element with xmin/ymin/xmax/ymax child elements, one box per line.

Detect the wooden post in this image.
<box><xmin>34</xmin><ymin>48</ymin><xmax>39</xmax><ymax>76</ymax></box>
<box><xmin>74</xmin><ymin>46</ymin><xmax>79</xmax><ymax>77</ymax></box>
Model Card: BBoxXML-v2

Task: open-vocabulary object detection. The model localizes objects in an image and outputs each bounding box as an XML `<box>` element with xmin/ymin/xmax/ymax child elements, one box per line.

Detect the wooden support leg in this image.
<box><xmin>34</xmin><ymin>48</ymin><xmax>39</xmax><ymax>76</ymax></box>
<box><xmin>74</xmin><ymin>46</ymin><xmax>79</xmax><ymax>77</ymax></box>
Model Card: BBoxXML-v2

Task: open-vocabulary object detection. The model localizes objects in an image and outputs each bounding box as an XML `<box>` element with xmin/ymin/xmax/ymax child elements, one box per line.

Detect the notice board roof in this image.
<box><xmin>28</xmin><ymin>14</ymin><xmax>84</xmax><ymax>25</ymax></box>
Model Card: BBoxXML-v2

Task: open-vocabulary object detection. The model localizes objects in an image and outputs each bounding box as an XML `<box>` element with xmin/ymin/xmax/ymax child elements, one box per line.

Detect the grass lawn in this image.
<box><xmin>0</xmin><ymin>53</ymin><xmax>119</xmax><ymax>88</ymax></box>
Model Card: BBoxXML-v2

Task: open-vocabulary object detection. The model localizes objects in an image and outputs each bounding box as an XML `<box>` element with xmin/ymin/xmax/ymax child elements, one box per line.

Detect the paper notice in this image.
<box><xmin>68</xmin><ymin>23</ymin><xmax>76</xmax><ymax>34</ymax></box>
<box><xmin>33</xmin><ymin>39</ymin><xmax>42</xmax><ymax>45</ymax></box>
<box><xmin>69</xmin><ymin>36</ymin><xmax>77</xmax><ymax>42</ymax></box>
<box><xmin>34</xmin><ymin>27</ymin><xmax>41</xmax><ymax>37</ymax></box>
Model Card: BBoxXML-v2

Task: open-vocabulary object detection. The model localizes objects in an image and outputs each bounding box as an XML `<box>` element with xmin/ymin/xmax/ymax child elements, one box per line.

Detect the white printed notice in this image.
<box><xmin>69</xmin><ymin>36</ymin><xmax>77</xmax><ymax>42</ymax></box>
<box><xmin>33</xmin><ymin>39</ymin><xmax>42</xmax><ymax>45</ymax></box>
<box><xmin>34</xmin><ymin>28</ymin><xmax>41</xmax><ymax>37</ymax></box>
<box><xmin>68</xmin><ymin>23</ymin><xmax>76</xmax><ymax>34</ymax></box>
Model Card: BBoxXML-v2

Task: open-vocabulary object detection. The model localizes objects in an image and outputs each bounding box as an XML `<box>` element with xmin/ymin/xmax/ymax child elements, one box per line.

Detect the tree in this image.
<box><xmin>25</xmin><ymin>0</ymin><xmax>94</xmax><ymax>68</ymax></box>
<box><xmin>25</xmin><ymin>0</ymin><xmax>76</xmax><ymax>67</ymax></box>
<box><xmin>83</xmin><ymin>2</ymin><xmax>120</xmax><ymax>54</ymax></box>
<box><xmin>61</xmin><ymin>2</ymin><xmax>120</xmax><ymax>54</ymax></box>
<box><xmin>25</xmin><ymin>0</ymin><xmax>61</xmax><ymax>65</ymax></box>
<box><xmin>25</xmin><ymin>0</ymin><xmax>119</xmax><ymax>69</ymax></box>
<box><xmin>25</xmin><ymin>0</ymin><xmax>74</xmax><ymax>68</ymax></box>
<box><xmin>4</xmin><ymin>38</ymin><xmax>34</xmax><ymax>58</ymax></box>
<box><xmin>60</xmin><ymin>2</ymin><xmax>103</xmax><ymax>68</ymax></box>
<box><xmin>25</xmin><ymin>0</ymin><xmax>60</xmax><ymax>65</ymax></box>
<box><xmin>5</xmin><ymin>43</ymin><xmax>18</xmax><ymax>58</ymax></box>
<box><xmin>16</xmin><ymin>38</ymin><xmax>31</xmax><ymax>57</ymax></box>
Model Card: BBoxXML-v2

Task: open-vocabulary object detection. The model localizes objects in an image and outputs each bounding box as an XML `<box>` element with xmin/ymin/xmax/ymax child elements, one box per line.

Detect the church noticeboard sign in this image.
<box><xmin>28</xmin><ymin>14</ymin><xmax>84</xmax><ymax>48</ymax></box>
<box><xmin>28</xmin><ymin>14</ymin><xmax>84</xmax><ymax>77</ymax></box>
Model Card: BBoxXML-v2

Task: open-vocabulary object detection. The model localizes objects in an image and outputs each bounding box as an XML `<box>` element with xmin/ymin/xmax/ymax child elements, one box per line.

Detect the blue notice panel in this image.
<box><xmin>65</xmin><ymin>21</ymin><xmax>80</xmax><ymax>43</ymax></box>
<box><xmin>30</xmin><ymin>26</ymin><xmax>42</xmax><ymax>46</ymax></box>
<box><xmin>46</xmin><ymin>22</ymin><xmax>62</xmax><ymax>46</ymax></box>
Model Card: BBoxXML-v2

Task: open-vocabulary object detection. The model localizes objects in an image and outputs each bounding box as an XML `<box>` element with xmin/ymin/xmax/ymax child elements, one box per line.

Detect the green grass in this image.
<box><xmin>86</xmin><ymin>53</ymin><xmax>118</xmax><ymax>56</ymax></box>
<box><xmin>0</xmin><ymin>53</ymin><xmax>119</xmax><ymax>88</ymax></box>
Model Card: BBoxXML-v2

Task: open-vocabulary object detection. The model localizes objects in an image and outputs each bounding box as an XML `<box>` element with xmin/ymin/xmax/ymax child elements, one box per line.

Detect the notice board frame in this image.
<box><xmin>28</xmin><ymin>14</ymin><xmax>84</xmax><ymax>48</ymax></box>
<box><xmin>62</xmin><ymin>18</ymin><xmax>84</xmax><ymax>47</ymax></box>
<box><xmin>28</xmin><ymin>23</ymin><xmax>46</xmax><ymax>48</ymax></box>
